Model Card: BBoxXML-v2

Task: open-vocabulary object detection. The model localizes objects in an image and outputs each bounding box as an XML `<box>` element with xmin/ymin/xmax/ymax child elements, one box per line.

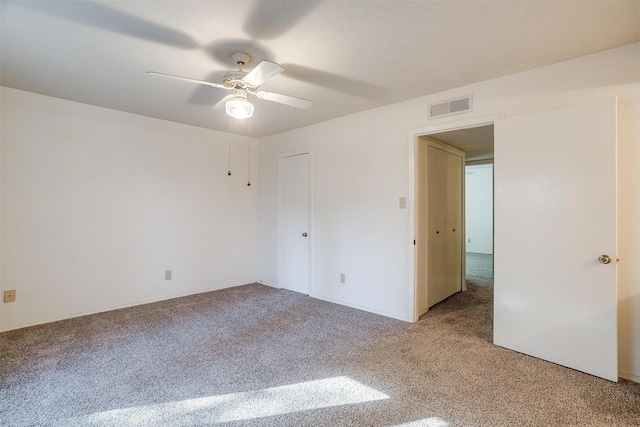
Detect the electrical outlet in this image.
<box><xmin>340</xmin><ymin>273</ymin><xmax>346</xmax><ymax>284</ymax></box>
<box><xmin>165</xmin><ymin>270</ymin><xmax>172</xmax><ymax>280</ymax></box>
<box><xmin>4</xmin><ymin>290</ymin><xmax>16</xmax><ymax>303</ymax></box>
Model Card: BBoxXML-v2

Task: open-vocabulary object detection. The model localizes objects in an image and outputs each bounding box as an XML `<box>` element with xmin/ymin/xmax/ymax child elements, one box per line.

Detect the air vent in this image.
<box><xmin>429</xmin><ymin>95</ymin><xmax>473</xmax><ymax>119</ymax></box>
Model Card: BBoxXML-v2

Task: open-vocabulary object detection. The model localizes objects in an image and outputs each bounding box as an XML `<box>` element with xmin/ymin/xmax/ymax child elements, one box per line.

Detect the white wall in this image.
<box><xmin>0</xmin><ymin>88</ymin><xmax>258</xmax><ymax>331</ymax></box>
<box><xmin>257</xmin><ymin>111</ymin><xmax>411</xmax><ymax>319</ymax></box>
<box><xmin>257</xmin><ymin>43</ymin><xmax>640</xmax><ymax>381</ymax></box>
<box><xmin>465</xmin><ymin>164</ymin><xmax>493</xmax><ymax>254</ymax></box>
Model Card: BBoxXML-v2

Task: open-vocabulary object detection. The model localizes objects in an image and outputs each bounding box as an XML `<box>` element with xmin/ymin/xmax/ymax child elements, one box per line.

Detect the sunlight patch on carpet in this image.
<box><xmin>390</xmin><ymin>417</ymin><xmax>450</xmax><ymax>427</ymax></box>
<box><xmin>68</xmin><ymin>376</ymin><xmax>389</xmax><ymax>425</ymax></box>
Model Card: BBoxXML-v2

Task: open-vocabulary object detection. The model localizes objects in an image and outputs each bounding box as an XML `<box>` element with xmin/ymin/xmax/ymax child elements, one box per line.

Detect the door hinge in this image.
<box><xmin>413</xmin><ymin>239</ymin><xmax>416</xmax><ymax>245</ymax></box>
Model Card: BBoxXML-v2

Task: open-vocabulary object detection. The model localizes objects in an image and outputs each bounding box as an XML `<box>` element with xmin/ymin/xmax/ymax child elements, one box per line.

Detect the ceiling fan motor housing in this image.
<box><xmin>222</xmin><ymin>71</ymin><xmax>252</xmax><ymax>88</ymax></box>
<box><xmin>223</xmin><ymin>53</ymin><xmax>258</xmax><ymax>89</ymax></box>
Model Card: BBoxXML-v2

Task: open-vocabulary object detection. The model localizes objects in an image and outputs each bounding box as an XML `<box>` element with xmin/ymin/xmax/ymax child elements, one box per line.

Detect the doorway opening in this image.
<box><xmin>414</xmin><ymin>124</ymin><xmax>494</xmax><ymax>322</ymax></box>
<box><xmin>429</xmin><ymin>125</ymin><xmax>494</xmax><ymax>288</ymax></box>
<box><xmin>464</xmin><ymin>162</ymin><xmax>494</xmax><ymax>287</ymax></box>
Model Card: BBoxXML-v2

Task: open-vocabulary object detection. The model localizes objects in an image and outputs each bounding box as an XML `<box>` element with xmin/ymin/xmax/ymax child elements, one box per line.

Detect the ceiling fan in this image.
<box><xmin>147</xmin><ymin>52</ymin><xmax>312</xmax><ymax>119</ymax></box>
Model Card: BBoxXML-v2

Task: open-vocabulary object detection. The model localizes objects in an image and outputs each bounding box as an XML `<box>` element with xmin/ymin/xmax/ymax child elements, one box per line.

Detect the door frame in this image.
<box><xmin>409</xmin><ymin>115</ymin><xmax>501</xmax><ymax>321</ymax></box>
<box><xmin>278</xmin><ymin>150</ymin><xmax>313</xmax><ymax>294</ymax></box>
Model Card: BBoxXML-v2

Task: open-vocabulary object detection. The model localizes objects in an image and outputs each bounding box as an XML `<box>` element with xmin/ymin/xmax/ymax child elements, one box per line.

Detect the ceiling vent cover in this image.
<box><xmin>429</xmin><ymin>95</ymin><xmax>473</xmax><ymax>119</ymax></box>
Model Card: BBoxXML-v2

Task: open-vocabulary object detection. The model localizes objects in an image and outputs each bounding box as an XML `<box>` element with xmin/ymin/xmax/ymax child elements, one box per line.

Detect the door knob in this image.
<box><xmin>598</xmin><ymin>254</ymin><xmax>612</xmax><ymax>264</ymax></box>
<box><xmin>302</xmin><ymin>232</ymin><xmax>308</xmax><ymax>237</ymax></box>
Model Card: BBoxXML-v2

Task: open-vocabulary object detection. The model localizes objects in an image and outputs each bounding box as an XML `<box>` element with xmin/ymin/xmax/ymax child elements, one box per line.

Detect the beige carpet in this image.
<box><xmin>1</xmin><ymin>283</ymin><xmax>639</xmax><ymax>426</ymax></box>
<box><xmin>465</xmin><ymin>252</ymin><xmax>493</xmax><ymax>286</ymax></box>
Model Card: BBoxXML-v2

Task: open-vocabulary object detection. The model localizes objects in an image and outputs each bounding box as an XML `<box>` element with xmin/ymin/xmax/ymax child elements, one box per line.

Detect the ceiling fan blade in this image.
<box><xmin>242</xmin><ymin>61</ymin><xmax>284</xmax><ymax>87</ymax></box>
<box><xmin>254</xmin><ymin>91</ymin><xmax>312</xmax><ymax>109</ymax></box>
<box><xmin>212</xmin><ymin>94</ymin><xmax>233</xmax><ymax>110</ymax></box>
<box><xmin>147</xmin><ymin>72</ymin><xmax>229</xmax><ymax>90</ymax></box>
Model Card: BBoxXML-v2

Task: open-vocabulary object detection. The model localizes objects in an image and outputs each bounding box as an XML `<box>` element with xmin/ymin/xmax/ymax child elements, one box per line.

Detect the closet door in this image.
<box><xmin>445</xmin><ymin>151</ymin><xmax>463</xmax><ymax>295</ymax></box>
<box><xmin>426</xmin><ymin>145</ymin><xmax>463</xmax><ymax>307</ymax></box>
<box><xmin>426</xmin><ymin>146</ymin><xmax>445</xmax><ymax>307</ymax></box>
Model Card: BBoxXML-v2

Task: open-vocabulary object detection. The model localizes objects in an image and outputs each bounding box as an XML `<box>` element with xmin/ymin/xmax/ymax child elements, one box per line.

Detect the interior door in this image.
<box><xmin>427</xmin><ymin>146</ymin><xmax>447</xmax><ymax>307</ymax></box>
<box><xmin>494</xmin><ymin>97</ymin><xmax>617</xmax><ymax>381</ymax></box>
<box><xmin>279</xmin><ymin>153</ymin><xmax>310</xmax><ymax>294</ymax></box>
<box><xmin>445</xmin><ymin>151</ymin><xmax>463</xmax><ymax>295</ymax></box>
<box><xmin>427</xmin><ymin>145</ymin><xmax>464</xmax><ymax>307</ymax></box>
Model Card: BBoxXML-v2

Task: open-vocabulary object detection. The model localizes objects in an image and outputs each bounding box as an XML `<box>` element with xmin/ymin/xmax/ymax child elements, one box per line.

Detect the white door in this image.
<box><xmin>279</xmin><ymin>153</ymin><xmax>310</xmax><ymax>294</ymax></box>
<box><xmin>494</xmin><ymin>97</ymin><xmax>617</xmax><ymax>381</ymax></box>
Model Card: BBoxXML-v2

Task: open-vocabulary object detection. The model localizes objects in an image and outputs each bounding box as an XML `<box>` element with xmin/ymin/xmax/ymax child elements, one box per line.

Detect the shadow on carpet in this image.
<box><xmin>421</xmin><ymin>281</ymin><xmax>494</xmax><ymax>343</ymax></box>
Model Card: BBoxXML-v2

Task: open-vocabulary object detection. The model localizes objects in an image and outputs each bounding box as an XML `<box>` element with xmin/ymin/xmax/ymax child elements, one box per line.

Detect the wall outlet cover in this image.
<box><xmin>4</xmin><ymin>290</ymin><xmax>16</xmax><ymax>303</ymax></box>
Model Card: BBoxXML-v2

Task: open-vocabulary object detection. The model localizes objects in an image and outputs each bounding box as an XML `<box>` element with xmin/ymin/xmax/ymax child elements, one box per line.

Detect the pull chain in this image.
<box><xmin>227</xmin><ymin>116</ymin><xmax>232</xmax><ymax>176</ymax></box>
<box><xmin>247</xmin><ymin>118</ymin><xmax>251</xmax><ymax>186</ymax></box>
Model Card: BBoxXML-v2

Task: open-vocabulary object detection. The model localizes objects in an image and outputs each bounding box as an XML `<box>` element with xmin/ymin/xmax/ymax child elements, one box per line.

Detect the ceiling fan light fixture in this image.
<box><xmin>225</xmin><ymin>89</ymin><xmax>254</xmax><ymax>119</ymax></box>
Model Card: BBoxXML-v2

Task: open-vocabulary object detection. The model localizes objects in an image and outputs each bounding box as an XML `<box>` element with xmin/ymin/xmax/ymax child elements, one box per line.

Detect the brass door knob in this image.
<box><xmin>598</xmin><ymin>254</ymin><xmax>612</xmax><ymax>264</ymax></box>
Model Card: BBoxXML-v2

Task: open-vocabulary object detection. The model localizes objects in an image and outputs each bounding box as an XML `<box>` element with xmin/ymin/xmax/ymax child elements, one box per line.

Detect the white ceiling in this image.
<box><xmin>431</xmin><ymin>125</ymin><xmax>494</xmax><ymax>162</ymax></box>
<box><xmin>2</xmin><ymin>1</ymin><xmax>639</xmax><ymax>138</ymax></box>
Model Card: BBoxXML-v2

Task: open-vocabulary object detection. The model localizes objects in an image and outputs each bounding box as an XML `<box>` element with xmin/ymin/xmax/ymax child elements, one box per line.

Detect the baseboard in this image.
<box><xmin>257</xmin><ymin>279</ymin><xmax>279</xmax><ymax>289</ymax></box>
<box><xmin>619</xmin><ymin>370</ymin><xmax>640</xmax><ymax>383</ymax></box>
<box><xmin>310</xmin><ymin>292</ymin><xmax>412</xmax><ymax>322</ymax></box>
<box><xmin>0</xmin><ymin>280</ymin><xmax>257</xmax><ymax>333</ymax></box>
<box><xmin>416</xmin><ymin>307</ymin><xmax>428</xmax><ymax>318</ymax></box>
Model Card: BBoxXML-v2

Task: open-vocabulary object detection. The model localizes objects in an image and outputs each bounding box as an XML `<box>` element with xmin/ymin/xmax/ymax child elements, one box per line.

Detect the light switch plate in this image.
<box><xmin>399</xmin><ymin>196</ymin><xmax>407</xmax><ymax>209</ymax></box>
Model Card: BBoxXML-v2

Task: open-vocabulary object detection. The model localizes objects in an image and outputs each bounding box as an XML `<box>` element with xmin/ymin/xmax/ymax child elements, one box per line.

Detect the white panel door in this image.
<box><xmin>279</xmin><ymin>153</ymin><xmax>310</xmax><ymax>294</ymax></box>
<box><xmin>494</xmin><ymin>98</ymin><xmax>617</xmax><ymax>381</ymax></box>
